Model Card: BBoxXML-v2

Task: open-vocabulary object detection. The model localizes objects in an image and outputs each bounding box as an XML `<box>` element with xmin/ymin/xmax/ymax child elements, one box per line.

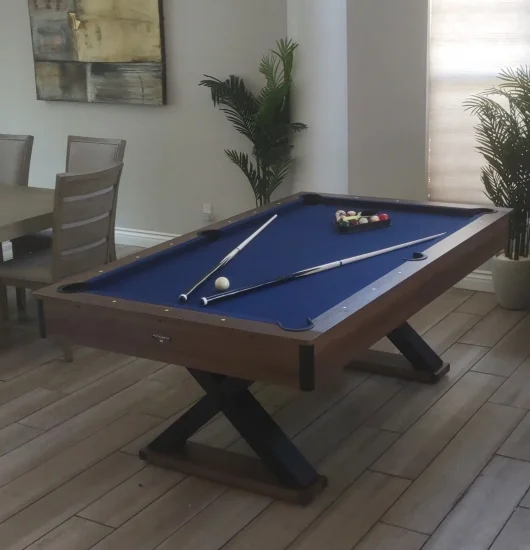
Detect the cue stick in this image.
<box><xmin>200</xmin><ymin>232</ymin><xmax>446</xmax><ymax>306</ymax></box>
<box><xmin>179</xmin><ymin>214</ymin><xmax>278</xmax><ymax>302</ymax></box>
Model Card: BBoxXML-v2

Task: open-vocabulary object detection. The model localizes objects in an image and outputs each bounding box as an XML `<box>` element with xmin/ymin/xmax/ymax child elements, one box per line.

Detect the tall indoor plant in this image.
<box><xmin>465</xmin><ymin>67</ymin><xmax>530</xmax><ymax>308</ymax></box>
<box><xmin>200</xmin><ymin>38</ymin><xmax>307</xmax><ymax>207</ymax></box>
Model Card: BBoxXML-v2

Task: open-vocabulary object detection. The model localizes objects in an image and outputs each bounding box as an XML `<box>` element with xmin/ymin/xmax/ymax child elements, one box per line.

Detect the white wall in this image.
<box><xmin>0</xmin><ymin>0</ymin><xmax>287</xmax><ymax>235</ymax></box>
<box><xmin>287</xmin><ymin>0</ymin><xmax>349</xmax><ymax>195</ymax></box>
<box><xmin>347</xmin><ymin>0</ymin><xmax>430</xmax><ymax>200</ymax></box>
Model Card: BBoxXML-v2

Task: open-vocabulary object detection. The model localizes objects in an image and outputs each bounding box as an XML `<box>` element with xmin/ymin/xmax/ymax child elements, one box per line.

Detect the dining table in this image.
<box><xmin>0</xmin><ymin>184</ymin><xmax>55</xmax><ymax>244</ymax></box>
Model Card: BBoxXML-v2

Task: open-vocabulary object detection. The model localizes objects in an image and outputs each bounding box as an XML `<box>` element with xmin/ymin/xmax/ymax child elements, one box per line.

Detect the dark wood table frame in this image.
<box><xmin>36</xmin><ymin>193</ymin><xmax>510</xmax><ymax>504</ymax></box>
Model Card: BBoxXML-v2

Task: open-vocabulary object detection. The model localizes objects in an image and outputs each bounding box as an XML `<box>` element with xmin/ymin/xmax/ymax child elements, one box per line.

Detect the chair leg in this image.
<box><xmin>109</xmin><ymin>243</ymin><xmax>117</xmax><ymax>263</ymax></box>
<box><xmin>60</xmin><ymin>341</ymin><xmax>74</xmax><ymax>362</ymax></box>
<box><xmin>16</xmin><ymin>288</ymin><xmax>27</xmax><ymax>316</ymax></box>
<box><xmin>0</xmin><ymin>284</ymin><xmax>10</xmax><ymax>347</ymax></box>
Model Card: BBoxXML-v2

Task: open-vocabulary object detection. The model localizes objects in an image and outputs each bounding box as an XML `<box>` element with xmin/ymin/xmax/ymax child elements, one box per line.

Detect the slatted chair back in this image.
<box><xmin>51</xmin><ymin>163</ymin><xmax>123</xmax><ymax>281</ymax></box>
<box><xmin>66</xmin><ymin>136</ymin><xmax>126</xmax><ymax>173</ymax></box>
<box><xmin>0</xmin><ymin>134</ymin><xmax>34</xmax><ymax>187</ymax></box>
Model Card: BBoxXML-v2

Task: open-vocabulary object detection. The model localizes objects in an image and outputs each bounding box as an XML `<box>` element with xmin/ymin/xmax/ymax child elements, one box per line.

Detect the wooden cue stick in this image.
<box><xmin>179</xmin><ymin>214</ymin><xmax>278</xmax><ymax>302</ymax></box>
<box><xmin>200</xmin><ymin>232</ymin><xmax>446</xmax><ymax>306</ymax></box>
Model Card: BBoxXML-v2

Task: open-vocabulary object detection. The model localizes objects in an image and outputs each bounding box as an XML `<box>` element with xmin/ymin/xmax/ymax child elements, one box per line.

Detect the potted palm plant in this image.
<box><xmin>465</xmin><ymin>67</ymin><xmax>530</xmax><ymax>309</ymax></box>
<box><xmin>200</xmin><ymin>38</ymin><xmax>307</xmax><ymax>207</ymax></box>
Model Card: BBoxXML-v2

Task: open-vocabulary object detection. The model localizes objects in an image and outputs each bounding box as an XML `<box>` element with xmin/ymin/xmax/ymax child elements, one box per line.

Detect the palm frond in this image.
<box><xmin>225</xmin><ymin>150</ymin><xmax>260</xmax><ymax>196</ymax></box>
<box><xmin>466</xmin><ymin>67</ymin><xmax>530</xmax><ymax>259</ymax></box>
<box><xmin>199</xmin><ymin>75</ymin><xmax>259</xmax><ymax>140</ymax></box>
<box><xmin>200</xmin><ymin>38</ymin><xmax>306</xmax><ymax>206</ymax></box>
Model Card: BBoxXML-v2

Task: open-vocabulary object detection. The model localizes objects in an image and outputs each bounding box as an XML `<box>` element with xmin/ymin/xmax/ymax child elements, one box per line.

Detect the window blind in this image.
<box><xmin>429</xmin><ymin>0</ymin><xmax>530</xmax><ymax>203</ymax></box>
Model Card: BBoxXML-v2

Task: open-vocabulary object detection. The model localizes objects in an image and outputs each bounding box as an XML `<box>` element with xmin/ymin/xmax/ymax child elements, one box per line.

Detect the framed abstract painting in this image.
<box><xmin>28</xmin><ymin>0</ymin><xmax>166</xmax><ymax>105</ymax></box>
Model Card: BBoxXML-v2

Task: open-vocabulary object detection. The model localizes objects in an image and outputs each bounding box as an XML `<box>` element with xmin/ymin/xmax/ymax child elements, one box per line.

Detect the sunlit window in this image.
<box><xmin>429</xmin><ymin>0</ymin><xmax>530</xmax><ymax>203</ymax></box>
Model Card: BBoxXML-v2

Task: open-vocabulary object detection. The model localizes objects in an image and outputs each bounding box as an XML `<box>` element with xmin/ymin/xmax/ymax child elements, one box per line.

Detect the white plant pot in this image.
<box><xmin>491</xmin><ymin>253</ymin><xmax>530</xmax><ymax>310</ymax></box>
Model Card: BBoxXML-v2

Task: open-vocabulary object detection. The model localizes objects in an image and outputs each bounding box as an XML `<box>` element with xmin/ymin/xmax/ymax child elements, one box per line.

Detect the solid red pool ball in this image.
<box><xmin>379</xmin><ymin>213</ymin><xmax>390</xmax><ymax>221</ymax></box>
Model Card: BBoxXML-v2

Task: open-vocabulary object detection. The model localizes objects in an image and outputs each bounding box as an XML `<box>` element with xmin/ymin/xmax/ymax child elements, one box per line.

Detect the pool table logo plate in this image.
<box><xmin>152</xmin><ymin>333</ymin><xmax>172</xmax><ymax>345</ymax></box>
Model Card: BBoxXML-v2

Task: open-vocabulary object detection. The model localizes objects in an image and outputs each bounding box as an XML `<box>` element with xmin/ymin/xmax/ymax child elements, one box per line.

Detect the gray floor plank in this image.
<box><xmin>0</xmin><ymin>348</ymin><xmax>137</xmax><ymax>408</ymax></box>
<box><xmin>353</xmin><ymin>523</ymin><xmax>428</xmax><ymax>550</ymax></box>
<box><xmin>0</xmin><ymin>339</ymin><xmax>61</xmax><ymax>382</ymax></box>
<box><xmin>383</xmin><ymin>402</ymin><xmax>525</xmax><ymax>534</ymax></box>
<box><xmin>372</xmin><ymin>290</ymin><xmax>475</xmax><ymax>353</ymax></box>
<box><xmin>1</xmin><ymin>379</ymin><xmax>162</xmax><ymax>487</ymax></box>
<box><xmin>490</xmin><ymin>357</ymin><xmax>530</xmax><ymax>409</ymax></box>
<box><xmin>155</xmin><ymin>489</ymin><xmax>270</xmax><ymax>550</ymax></box>
<box><xmin>78</xmin><ymin>466</ymin><xmax>184</xmax><ymax>528</ymax></box>
<box><xmin>0</xmin><ymin>453</ymin><xmax>141</xmax><ymax>550</ymax></box>
<box><xmin>456</xmin><ymin>292</ymin><xmax>498</xmax><ymax>316</ymax></box>
<box><xmin>459</xmin><ymin>307</ymin><xmax>526</xmax><ymax>348</ymax></box>
<box><xmin>23</xmin><ymin>517</ymin><xmax>112</xmax><ymax>550</ymax></box>
<box><xmin>498</xmin><ymin>411</ymin><xmax>530</xmax><ymax>461</ymax></box>
<box><xmin>295</xmin><ymin>376</ymin><xmax>402</xmax><ymax>465</ymax></box>
<box><xmin>0</xmin><ymin>423</ymin><xmax>42</xmax><ymax>457</ymax></box>
<box><xmin>288</xmin><ymin>472</ymin><xmax>410</xmax><ymax>550</ymax></box>
<box><xmin>490</xmin><ymin>508</ymin><xmax>530</xmax><ymax>550</ymax></box>
<box><xmin>368</xmin><ymin>343</ymin><xmax>488</xmax><ymax>433</ymax></box>
<box><xmin>424</xmin><ymin>312</ymin><xmax>482</xmax><ymax>354</ymax></box>
<box><xmin>372</xmin><ymin>371</ymin><xmax>502</xmax><ymax>479</ymax></box>
<box><xmin>0</xmin><ymin>388</ymin><xmax>61</xmax><ymax>430</ymax></box>
<box><xmin>520</xmin><ymin>488</ymin><xmax>530</xmax><ymax>508</ymax></box>
<box><xmin>21</xmin><ymin>358</ymin><xmax>166</xmax><ymax>430</ymax></box>
<box><xmin>424</xmin><ymin>457</ymin><xmax>530</xmax><ymax>550</ymax></box>
<box><xmin>472</xmin><ymin>314</ymin><xmax>530</xmax><ymax>377</ymax></box>
<box><xmin>409</xmin><ymin>289</ymin><xmax>474</xmax><ymax>334</ymax></box>
<box><xmin>0</xmin><ymin>413</ymin><xmax>158</xmax><ymax>524</ymax></box>
<box><xmin>89</xmin><ymin>478</ymin><xmax>225</xmax><ymax>550</ymax></box>
<box><xmin>223</xmin><ymin>427</ymin><xmax>398</xmax><ymax>550</ymax></box>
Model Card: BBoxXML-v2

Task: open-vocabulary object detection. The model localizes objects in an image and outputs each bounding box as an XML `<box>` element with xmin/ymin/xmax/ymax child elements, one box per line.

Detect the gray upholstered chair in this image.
<box><xmin>0</xmin><ymin>134</ymin><xmax>34</xmax><ymax>308</ymax></box>
<box><xmin>0</xmin><ymin>134</ymin><xmax>34</xmax><ymax>189</ymax></box>
<box><xmin>0</xmin><ymin>163</ymin><xmax>124</xmax><ymax>359</ymax></box>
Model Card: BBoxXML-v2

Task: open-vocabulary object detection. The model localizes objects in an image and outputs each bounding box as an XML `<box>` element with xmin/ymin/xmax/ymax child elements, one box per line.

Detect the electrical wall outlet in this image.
<box><xmin>203</xmin><ymin>203</ymin><xmax>213</xmax><ymax>221</ymax></box>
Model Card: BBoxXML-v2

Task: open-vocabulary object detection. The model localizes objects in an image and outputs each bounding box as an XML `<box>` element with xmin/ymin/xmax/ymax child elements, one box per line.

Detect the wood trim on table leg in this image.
<box><xmin>346</xmin><ymin>322</ymin><xmax>449</xmax><ymax>384</ymax></box>
<box><xmin>140</xmin><ymin>370</ymin><xmax>327</xmax><ymax>505</ymax></box>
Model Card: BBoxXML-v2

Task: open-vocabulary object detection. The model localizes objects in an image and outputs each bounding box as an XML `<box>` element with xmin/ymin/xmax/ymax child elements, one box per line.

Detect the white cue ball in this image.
<box><xmin>359</xmin><ymin>217</ymin><xmax>369</xmax><ymax>224</ymax></box>
<box><xmin>370</xmin><ymin>215</ymin><xmax>380</xmax><ymax>222</ymax></box>
<box><xmin>215</xmin><ymin>277</ymin><xmax>230</xmax><ymax>291</ymax></box>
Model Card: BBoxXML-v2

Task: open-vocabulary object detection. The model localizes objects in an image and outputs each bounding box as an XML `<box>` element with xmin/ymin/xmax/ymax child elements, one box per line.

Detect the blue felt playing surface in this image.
<box><xmin>83</xmin><ymin>198</ymin><xmax>485</xmax><ymax>330</ymax></box>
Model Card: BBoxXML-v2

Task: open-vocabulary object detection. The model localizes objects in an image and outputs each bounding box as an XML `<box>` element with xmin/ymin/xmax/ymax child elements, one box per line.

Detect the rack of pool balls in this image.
<box><xmin>335</xmin><ymin>209</ymin><xmax>391</xmax><ymax>233</ymax></box>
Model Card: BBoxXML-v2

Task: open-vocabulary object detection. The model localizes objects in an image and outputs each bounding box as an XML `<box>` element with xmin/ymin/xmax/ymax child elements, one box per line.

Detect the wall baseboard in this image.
<box><xmin>115</xmin><ymin>227</ymin><xmax>178</xmax><ymax>249</ymax></box>
<box><xmin>3</xmin><ymin>229</ymin><xmax>495</xmax><ymax>294</ymax></box>
<box><xmin>453</xmin><ymin>270</ymin><xmax>494</xmax><ymax>293</ymax></box>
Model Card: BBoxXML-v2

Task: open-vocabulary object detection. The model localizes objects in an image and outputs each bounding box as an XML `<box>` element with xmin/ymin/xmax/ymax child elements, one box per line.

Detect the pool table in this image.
<box><xmin>36</xmin><ymin>192</ymin><xmax>510</xmax><ymax>504</ymax></box>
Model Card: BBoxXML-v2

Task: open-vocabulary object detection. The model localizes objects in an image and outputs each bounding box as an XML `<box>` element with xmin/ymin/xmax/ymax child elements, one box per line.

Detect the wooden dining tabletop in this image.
<box><xmin>0</xmin><ymin>184</ymin><xmax>55</xmax><ymax>242</ymax></box>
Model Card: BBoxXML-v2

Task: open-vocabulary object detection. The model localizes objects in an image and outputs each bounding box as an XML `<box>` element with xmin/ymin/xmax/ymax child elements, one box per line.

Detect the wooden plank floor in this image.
<box><xmin>1</xmin><ymin>246</ymin><xmax>530</xmax><ymax>549</ymax></box>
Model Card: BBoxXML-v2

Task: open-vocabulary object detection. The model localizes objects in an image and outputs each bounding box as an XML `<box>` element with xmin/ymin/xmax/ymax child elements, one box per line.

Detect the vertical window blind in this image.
<box><xmin>429</xmin><ymin>0</ymin><xmax>530</xmax><ymax>203</ymax></box>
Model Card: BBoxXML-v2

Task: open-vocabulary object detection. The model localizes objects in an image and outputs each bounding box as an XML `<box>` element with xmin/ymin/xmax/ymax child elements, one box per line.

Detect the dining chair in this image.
<box><xmin>12</xmin><ymin>135</ymin><xmax>126</xmax><ymax>314</ymax></box>
<box><xmin>0</xmin><ymin>134</ymin><xmax>34</xmax><ymax>188</ymax></box>
<box><xmin>67</xmin><ymin>136</ymin><xmax>126</xmax><ymax>262</ymax></box>
<box><xmin>0</xmin><ymin>134</ymin><xmax>34</xmax><ymax>309</ymax></box>
<box><xmin>13</xmin><ymin>135</ymin><xmax>127</xmax><ymax>262</ymax></box>
<box><xmin>0</xmin><ymin>163</ymin><xmax>124</xmax><ymax>359</ymax></box>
